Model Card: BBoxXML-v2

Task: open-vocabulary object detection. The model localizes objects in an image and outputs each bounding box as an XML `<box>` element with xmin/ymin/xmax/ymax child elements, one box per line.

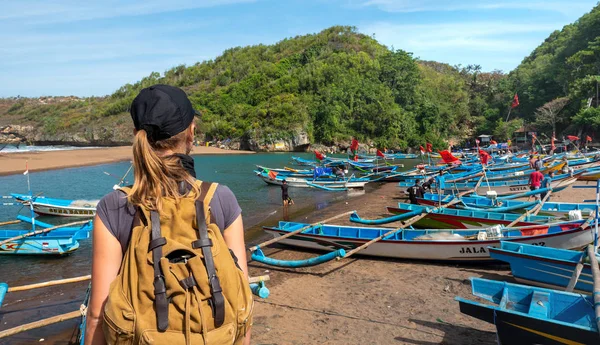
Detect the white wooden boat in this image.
<box><xmin>11</xmin><ymin>193</ymin><xmax>97</xmax><ymax>218</ymax></box>
<box><xmin>262</xmin><ymin>219</ymin><xmax>593</xmax><ymax>262</ymax></box>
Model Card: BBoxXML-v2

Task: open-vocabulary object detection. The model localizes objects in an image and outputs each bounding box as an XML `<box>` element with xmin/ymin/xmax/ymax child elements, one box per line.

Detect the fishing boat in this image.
<box><xmin>11</xmin><ymin>193</ymin><xmax>97</xmax><ymax>217</ymax></box>
<box><xmin>291</xmin><ymin>156</ymin><xmax>318</xmax><ymax>166</ymax></box>
<box><xmin>254</xmin><ymin>170</ymin><xmax>370</xmax><ymax>189</ymax></box>
<box><xmin>0</xmin><ymin>216</ymin><xmax>92</xmax><ymax>255</ymax></box>
<box><xmin>261</xmin><ymin>219</ymin><xmax>591</xmax><ymax>262</ymax></box>
<box><xmin>418</xmin><ymin>193</ymin><xmax>596</xmax><ymax>216</ymax></box>
<box><xmin>423</xmin><ymin>175</ymin><xmax>578</xmax><ymax>197</ymax></box>
<box><xmin>489</xmin><ymin>242</ymin><xmax>599</xmax><ymax>293</ymax></box>
<box><xmin>456</xmin><ymin>278</ymin><xmax>599</xmax><ymax>344</ymax></box>
<box><xmin>385</xmin><ymin>203</ymin><xmax>557</xmax><ymax>229</ymax></box>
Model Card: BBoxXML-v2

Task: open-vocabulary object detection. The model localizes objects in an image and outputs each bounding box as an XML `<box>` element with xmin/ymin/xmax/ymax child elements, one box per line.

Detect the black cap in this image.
<box><xmin>130</xmin><ymin>84</ymin><xmax>199</xmax><ymax>142</ymax></box>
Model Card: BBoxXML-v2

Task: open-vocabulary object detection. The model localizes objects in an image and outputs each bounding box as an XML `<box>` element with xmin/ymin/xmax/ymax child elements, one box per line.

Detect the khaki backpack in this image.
<box><xmin>103</xmin><ymin>181</ymin><xmax>253</xmax><ymax>345</ymax></box>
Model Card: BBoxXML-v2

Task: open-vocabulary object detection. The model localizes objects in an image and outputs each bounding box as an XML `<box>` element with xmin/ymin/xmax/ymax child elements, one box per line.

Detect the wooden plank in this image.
<box><xmin>586</xmin><ymin>244</ymin><xmax>600</xmax><ymax>336</ymax></box>
<box><xmin>249</xmin><ymin>210</ymin><xmax>356</xmax><ymax>252</ymax></box>
<box><xmin>0</xmin><ymin>310</ymin><xmax>82</xmax><ymax>339</ymax></box>
<box><xmin>7</xmin><ymin>275</ymin><xmax>91</xmax><ymax>292</ymax></box>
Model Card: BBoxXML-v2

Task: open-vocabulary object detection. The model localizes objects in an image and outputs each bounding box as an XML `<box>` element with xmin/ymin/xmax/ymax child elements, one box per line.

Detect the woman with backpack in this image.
<box><xmin>85</xmin><ymin>85</ymin><xmax>253</xmax><ymax>345</ymax></box>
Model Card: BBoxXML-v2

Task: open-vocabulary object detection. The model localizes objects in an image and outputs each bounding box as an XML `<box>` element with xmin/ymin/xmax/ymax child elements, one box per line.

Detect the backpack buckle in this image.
<box><xmin>208</xmin><ymin>274</ymin><xmax>222</xmax><ymax>294</ymax></box>
<box><xmin>154</xmin><ymin>275</ymin><xmax>166</xmax><ymax>295</ymax></box>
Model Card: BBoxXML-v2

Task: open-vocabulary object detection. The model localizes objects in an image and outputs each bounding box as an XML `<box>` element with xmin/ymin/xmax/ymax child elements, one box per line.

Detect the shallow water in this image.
<box><xmin>0</xmin><ymin>153</ymin><xmax>414</xmax><ymax>287</ymax></box>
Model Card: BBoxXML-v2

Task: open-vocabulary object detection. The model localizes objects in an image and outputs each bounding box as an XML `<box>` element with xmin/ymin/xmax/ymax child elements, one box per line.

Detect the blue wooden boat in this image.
<box><xmin>291</xmin><ymin>156</ymin><xmax>318</xmax><ymax>166</ymax></box>
<box><xmin>0</xmin><ymin>215</ymin><xmax>92</xmax><ymax>255</ymax></box>
<box><xmin>456</xmin><ymin>278</ymin><xmax>599</xmax><ymax>344</ymax></box>
<box><xmin>489</xmin><ymin>242</ymin><xmax>599</xmax><ymax>293</ymax></box>
<box><xmin>418</xmin><ymin>193</ymin><xmax>596</xmax><ymax>216</ymax></box>
<box><xmin>418</xmin><ymin>193</ymin><xmax>540</xmax><ymax>212</ymax></box>
<box><xmin>11</xmin><ymin>193</ymin><xmax>97</xmax><ymax>217</ymax></box>
<box><xmin>401</xmin><ymin>173</ymin><xmax>579</xmax><ymax>196</ymax></box>
<box><xmin>254</xmin><ymin>170</ymin><xmax>370</xmax><ymax>189</ymax></box>
<box><xmin>262</xmin><ymin>219</ymin><xmax>590</xmax><ymax>262</ymax></box>
<box><xmin>386</xmin><ymin>203</ymin><xmax>556</xmax><ymax>229</ymax></box>
<box><xmin>305</xmin><ymin>182</ymin><xmax>348</xmax><ymax>191</ymax></box>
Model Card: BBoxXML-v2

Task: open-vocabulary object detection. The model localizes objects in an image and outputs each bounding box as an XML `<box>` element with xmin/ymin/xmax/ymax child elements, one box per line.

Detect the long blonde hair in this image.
<box><xmin>128</xmin><ymin>126</ymin><xmax>200</xmax><ymax>210</ymax></box>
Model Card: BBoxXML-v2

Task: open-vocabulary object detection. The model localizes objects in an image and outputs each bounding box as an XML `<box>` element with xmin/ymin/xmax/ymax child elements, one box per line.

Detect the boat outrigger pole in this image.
<box><xmin>249</xmin><ymin>210</ymin><xmax>355</xmax><ymax>268</ymax></box>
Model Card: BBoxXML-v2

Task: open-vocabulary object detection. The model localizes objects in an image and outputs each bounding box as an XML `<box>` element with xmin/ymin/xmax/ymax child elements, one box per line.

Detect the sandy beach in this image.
<box><xmin>0</xmin><ymin>179</ymin><xmax>596</xmax><ymax>345</ymax></box>
<box><xmin>0</xmin><ymin>146</ymin><xmax>254</xmax><ymax>176</ymax></box>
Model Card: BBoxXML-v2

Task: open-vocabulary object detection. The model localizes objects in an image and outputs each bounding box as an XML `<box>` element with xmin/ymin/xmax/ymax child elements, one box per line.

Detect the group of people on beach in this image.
<box><xmin>528</xmin><ymin>155</ymin><xmax>557</xmax><ymax>201</ymax></box>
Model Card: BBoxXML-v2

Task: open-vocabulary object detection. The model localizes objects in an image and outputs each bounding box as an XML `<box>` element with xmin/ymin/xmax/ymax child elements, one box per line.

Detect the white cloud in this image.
<box><xmin>361</xmin><ymin>21</ymin><xmax>560</xmax><ymax>71</ymax></box>
<box><xmin>0</xmin><ymin>0</ymin><xmax>257</xmax><ymax>23</ymax></box>
<box><xmin>356</xmin><ymin>0</ymin><xmax>596</xmax><ymax>16</ymax></box>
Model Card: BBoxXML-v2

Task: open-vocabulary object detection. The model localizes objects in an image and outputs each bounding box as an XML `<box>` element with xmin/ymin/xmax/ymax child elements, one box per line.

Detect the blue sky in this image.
<box><xmin>1</xmin><ymin>0</ymin><xmax>597</xmax><ymax>97</ymax></box>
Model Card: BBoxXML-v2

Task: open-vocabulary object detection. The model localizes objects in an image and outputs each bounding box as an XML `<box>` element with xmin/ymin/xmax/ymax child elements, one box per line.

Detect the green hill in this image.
<box><xmin>507</xmin><ymin>3</ymin><xmax>600</xmax><ymax>136</ymax></box>
<box><xmin>3</xmin><ymin>6</ymin><xmax>600</xmax><ymax>151</ymax></box>
<box><xmin>0</xmin><ymin>26</ymin><xmax>482</xmax><ymax>151</ymax></box>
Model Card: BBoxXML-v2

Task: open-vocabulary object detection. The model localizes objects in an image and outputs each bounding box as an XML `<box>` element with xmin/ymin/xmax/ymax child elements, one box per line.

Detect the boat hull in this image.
<box><xmin>489</xmin><ymin>242</ymin><xmax>595</xmax><ymax>293</ymax></box>
<box><xmin>458</xmin><ymin>300</ymin><xmax>599</xmax><ymax>345</ymax></box>
<box><xmin>262</xmin><ymin>222</ymin><xmax>591</xmax><ymax>262</ymax></box>
<box><xmin>11</xmin><ymin>194</ymin><xmax>97</xmax><ymax>218</ymax></box>
<box><xmin>386</xmin><ymin>206</ymin><xmax>551</xmax><ymax>229</ymax></box>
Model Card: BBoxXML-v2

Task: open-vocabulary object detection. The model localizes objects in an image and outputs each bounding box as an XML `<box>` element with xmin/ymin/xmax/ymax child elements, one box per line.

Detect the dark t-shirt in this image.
<box><xmin>96</xmin><ymin>185</ymin><xmax>242</xmax><ymax>252</ymax></box>
<box><xmin>407</xmin><ymin>185</ymin><xmax>424</xmax><ymax>203</ymax></box>
<box><xmin>281</xmin><ymin>184</ymin><xmax>289</xmax><ymax>199</ymax></box>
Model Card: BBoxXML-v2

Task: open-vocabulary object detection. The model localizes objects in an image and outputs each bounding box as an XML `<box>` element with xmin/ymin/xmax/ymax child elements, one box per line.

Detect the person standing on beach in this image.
<box><xmin>407</xmin><ymin>179</ymin><xmax>425</xmax><ymax>204</ymax></box>
<box><xmin>528</xmin><ymin>166</ymin><xmax>544</xmax><ymax>201</ymax></box>
<box><xmin>541</xmin><ymin>171</ymin><xmax>554</xmax><ymax>201</ymax></box>
<box><xmin>85</xmin><ymin>85</ymin><xmax>252</xmax><ymax>345</ymax></box>
<box><xmin>529</xmin><ymin>155</ymin><xmax>536</xmax><ymax>169</ymax></box>
<box><xmin>281</xmin><ymin>179</ymin><xmax>293</xmax><ymax>206</ymax></box>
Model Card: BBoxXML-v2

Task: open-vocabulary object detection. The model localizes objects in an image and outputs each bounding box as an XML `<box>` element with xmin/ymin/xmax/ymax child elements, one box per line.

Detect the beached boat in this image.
<box><xmin>254</xmin><ymin>170</ymin><xmax>370</xmax><ymax>189</ymax></box>
<box><xmin>0</xmin><ymin>216</ymin><xmax>92</xmax><ymax>255</ymax></box>
<box><xmin>418</xmin><ymin>193</ymin><xmax>596</xmax><ymax>216</ymax></box>
<box><xmin>422</xmin><ymin>175</ymin><xmax>578</xmax><ymax>197</ymax></box>
<box><xmin>489</xmin><ymin>242</ymin><xmax>599</xmax><ymax>293</ymax></box>
<box><xmin>456</xmin><ymin>278</ymin><xmax>599</xmax><ymax>344</ymax></box>
<box><xmin>385</xmin><ymin>203</ymin><xmax>557</xmax><ymax>229</ymax></box>
<box><xmin>291</xmin><ymin>156</ymin><xmax>318</xmax><ymax>166</ymax></box>
<box><xmin>262</xmin><ymin>219</ymin><xmax>591</xmax><ymax>262</ymax></box>
<box><xmin>11</xmin><ymin>193</ymin><xmax>97</xmax><ymax>217</ymax></box>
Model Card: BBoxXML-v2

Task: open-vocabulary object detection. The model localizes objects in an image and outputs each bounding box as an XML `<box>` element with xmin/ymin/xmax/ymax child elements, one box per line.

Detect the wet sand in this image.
<box><xmin>0</xmin><ymin>181</ymin><xmax>596</xmax><ymax>344</ymax></box>
<box><xmin>0</xmin><ymin>146</ymin><xmax>254</xmax><ymax>176</ymax></box>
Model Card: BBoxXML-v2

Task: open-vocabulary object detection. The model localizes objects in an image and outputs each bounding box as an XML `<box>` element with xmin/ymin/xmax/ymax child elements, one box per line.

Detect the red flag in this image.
<box><xmin>426</xmin><ymin>143</ymin><xmax>433</xmax><ymax>153</ymax></box>
<box><xmin>439</xmin><ymin>150</ymin><xmax>461</xmax><ymax>164</ymax></box>
<box><xmin>478</xmin><ymin>149</ymin><xmax>491</xmax><ymax>165</ymax></box>
<box><xmin>490</xmin><ymin>140</ymin><xmax>497</xmax><ymax>145</ymax></box>
<box><xmin>586</xmin><ymin>135</ymin><xmax>592</xmax><ymax>142</ymax></box>
<box><xmin>350</xmin><ymin>138</ymin><xmax>359</xmax><ymax>153</ymax></box>
<box><xmin>353</xmin><ymin>155</ymin><xmax>358</xmax><ymax>162</ymax></box>
<box><xmin>511</xmin><ymin>93</ymin><xmax>519</xmax><ymax>108</ymax></box>
<box><xmin>268</xmin><ymin>170</ymin><xmax>278</xmax><ymax>179</ymax></box>
<box><xmin>419</xmin><ymin>146</ymin><xmax>425</xmax><ymax>155</ymax></box>
<box><xmin>315</xmin><ymin>150</ymin><xmax>325</xmax><ymax>161</ymax></box>
<box><xmin>376</xmin><ymin>149</ymin><xmax>385</xmax><ymax>158</ymax></box>
<box><xmin>567</xmin><ymin>135</ymin><xmax>580</xmax><ymax>142</ymax></box>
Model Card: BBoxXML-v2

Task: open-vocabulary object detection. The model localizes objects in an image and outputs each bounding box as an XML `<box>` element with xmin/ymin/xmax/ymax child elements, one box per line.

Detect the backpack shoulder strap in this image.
<box><xmin>118</xmin><ymin>185</ymin><xmax>133</xmax><ymax>194</ymax></box>
<box><xmin>196</xmin><ymin>181</ymin><xmax>219</xmax><ymax>222</ymax></box>
<box><xmin>192</xmin><ymin>180</ymin><xmax>225</xmax><ymax>328</ymax></box>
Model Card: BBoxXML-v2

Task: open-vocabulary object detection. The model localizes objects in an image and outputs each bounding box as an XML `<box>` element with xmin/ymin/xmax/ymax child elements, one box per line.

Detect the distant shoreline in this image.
<box><xmin>0</xmin><ymin>145</ymin><xmax>255</xmax><ymax>176</ymax></box>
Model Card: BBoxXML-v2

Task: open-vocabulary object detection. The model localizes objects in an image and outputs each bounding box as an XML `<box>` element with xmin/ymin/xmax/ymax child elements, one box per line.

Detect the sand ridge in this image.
<box><xmin>0</xmin><ymin>145</ymin><xmax>254</xmax><ymax>176</ymax></box>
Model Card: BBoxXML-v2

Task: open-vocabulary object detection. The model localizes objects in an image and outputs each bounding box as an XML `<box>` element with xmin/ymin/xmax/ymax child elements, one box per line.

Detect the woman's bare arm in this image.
<box><xmin>223</xmin><ymin>214</ymin><xmax>248</xmax><ymax>278</ymax></box>
<box><xmin>84</xmin><ymin>216</ymin><xmax>123</xmax><ymax>345</ymax></box>
<box><xmin>222</xmin><ymin>214</ymin><xmax>251</xmax><ymax>345</ymax></box>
